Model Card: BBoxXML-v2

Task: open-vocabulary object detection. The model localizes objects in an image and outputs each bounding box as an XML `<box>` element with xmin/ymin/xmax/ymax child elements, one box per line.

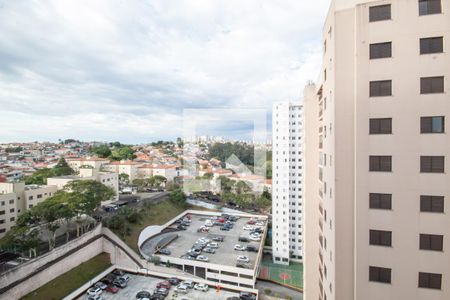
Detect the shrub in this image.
<box><xmin>264</xmin><ymin>288</ymin><xmax>272</xmax><ymax>295</ymax></box>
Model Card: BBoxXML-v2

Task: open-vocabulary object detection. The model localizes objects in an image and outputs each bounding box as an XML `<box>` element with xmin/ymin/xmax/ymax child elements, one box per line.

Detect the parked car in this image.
<box><xmin>181</xmin><ymin>280</ymin><xmax>195</xmax><ymax>289</ymax></box>
<box><xmin>154</xmin><ymin>288</ymin><xmax>169</xmax><ymax>296</ymax></box>
<box><xmin>236</xmin><ymin>262</ymin><xmax>248</xmax><ymax>268</ymax></box>
<box><xmin>255</xmin><ymin>222</ymin><xmax>264</xmax><ymax>226</ymax></box>
<box><xmin>243</xmin><ymin>225</ymin><xmax>254</xmax><ymax>231</ymax></box>
<box><xmin>113</xmin><ymin>278</ymin><xmax>127</xmax><ymax>288</ymax></box>
<box><xmin>177</xmin><ymin>224</ymin><xmax>187</xmax><ymax>230</ymax></box>
<box><xmin>238</xmin><ymin>236</ymin><xmax>250</xmax><ymax>242</ymax></box>
<box><xmin>227</xmin><ymin>297</ymin><xmax>240</xmax><ymax>300</ymax></box>
<box><xmin>206</xmin><ymin>242</ymin><xmax>219</xmax><ymax>248</ymax></box>
<box><xmin>220</xmin><ymin>226</ymin><xmax>230</xmax><ymax>231</ymax></box>
<box><xmin>87</xmin><ymin>287</ymin><xmax>102</xmax><ymax>296</ymax></box>
<box><xmin>106</xmin><ymin>285</ymin><xmax>119</xmax><ymax>293</ymax></box>
<box><xmin>119</xmin><ymin>274</ymin><xmax>131</xmax><ymax>282</ymax></box>
<box><xmin>156</xmin><ymin>281</ymin><xmax>171</xmax><ymax>289</ymax></box>
<box><xmin>234</xmin><ymin>244</ymin><xmax>246</xmax><ymax>251</ymax></box>
<box><xmin>246</xmin><ymin>245</ymin><xmax>258</xmax><ymax>252</ymax></box>
<box><xmin>237</xmin><ymin>255</ymin><xmax>250</xmax><ymax>263</ymax></box>
<box><xmin>158</xmin><ymin>248</ymin><xmax>171</xmax><ymax>255</ymax></box>
<box><xmin>168</xmin><ymin>277</ymin><xmax>180</xmax><ymax>285</ymax></box>
<box><xmin>203</xmin><ymin>247</ymin><xmax>216</xmax><ymax>254</ymax></box>
<box><xmin>136</xmin><ymin>290</ymin><xmax>151</xmax><ymax>299</ymax></box>
<box><xmin>249</xmin><ymin>235</ymin><xmax>261</xmax><ymax>241</ymax></box>
<box><xmin>87</xmin><ymin>295</ymin><xmax>102</xmax><ymax>300</ymax></box>
<box><xmin>194</xmin><ymin>283</ymin><xmax>209</xmax><ymax>292</ymax></box>
<box><xmin>212</xmin><ymin>236</ymin><xmax>224</xmax><ymax>242</ymax></box>
<box><xmin>176</xmin><ymin>285</ymin><xmax>189</xmax><ymax>294</ymax></box>
<box><xmin>196</xmin><ymin>255</ymin><xmax>209</xmax><ymax>262</ymax></box>
<box><xmin>239</xmin><ymin>292</ymin><xmax>257</xmax><ymax>300</ymax></box>
<box><xmin>94</xmin><ymin>282</ymin><xmax>107</xmax><ymax>290</ymax></box>
<box><xmin>101</xmin><ymin>274</ymin><xmax>116</xmax><ymax>285</ymax></box>
<box><xmin>246</xmin><ymin>220</ymin><xmax>256</xmax><ymax>225</ymax></box>
<box><xmin>112</xmin><ymin>269</ymin><xmax>125</xmax><ymax>276</ymax></box>
<box><xmin>180</xmin><ymin>255</ymin><xmax>196</xmax><ymax>260</ymax></box>
<box><xmin>150</xmin><ymin>294</ymin><xmax>165</xmax><ymax>300</ymax></box>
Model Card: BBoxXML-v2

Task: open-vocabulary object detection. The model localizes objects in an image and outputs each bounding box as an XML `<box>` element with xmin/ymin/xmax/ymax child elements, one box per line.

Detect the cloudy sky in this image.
<box><xmin>0</xmin><ymin>0</ymin><xmax>330</xmax><ymax>143</ymax></box>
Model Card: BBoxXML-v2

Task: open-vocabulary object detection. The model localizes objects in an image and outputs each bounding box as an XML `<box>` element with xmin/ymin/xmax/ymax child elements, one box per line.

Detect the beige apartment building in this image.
<box><xmin>304</xmin><ymin>1</ymin><xmax>450</xmax><ymax>300</ymax></box>
<box><xmin>65</xmin><ymin>157</ymin><xmax>110</xmax><ymax>172</ymax></box>
<box><xmin>0</xmin><ymin>182</ymin><xmax>57</xmax><ymax>238</ymax></box>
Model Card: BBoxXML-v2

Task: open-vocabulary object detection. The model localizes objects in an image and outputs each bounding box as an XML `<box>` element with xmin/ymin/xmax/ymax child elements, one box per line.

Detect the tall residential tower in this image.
<box><xmin>304</xmin><ymin>0</ymin><xmax>450</xmax><ymax>299</ymax></box>
<box><xmin>272</xmin><ymin>102</ymin><xmax>304</xmax><ymax>265</ymax></box>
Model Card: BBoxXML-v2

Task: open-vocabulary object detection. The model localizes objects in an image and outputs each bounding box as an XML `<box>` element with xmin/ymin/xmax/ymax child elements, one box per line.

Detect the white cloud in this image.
<box><xmin>0</xmin><ymin>0</ymin><xmax>330</xmax><ymax>142</ymax></box>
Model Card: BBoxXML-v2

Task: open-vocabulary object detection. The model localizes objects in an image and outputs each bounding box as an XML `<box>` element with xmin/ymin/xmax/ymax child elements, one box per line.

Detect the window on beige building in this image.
<box><xmin>370</xmin><ymin>42</ymin><xmax>392</xmax><ymax>59</ymax></box>
<box><xmin>369</xmin><ymin>266</ymin><xmax>391</xmax><ymax>283</ymax></box>
<box><xmin>369</xmin><ymin>156</ymin><xmax>392</xmax><ymax>172</ymax></box>
<box><xmin>419</xmin><ymin>0</ymin><xmax>442</xmax><ymax>16</ymax></box>
<box><xmin>369</xmin><ymin>4</ymin><xmax>391</xmax><ymax>22</ymax></box>
<box><xmin>420</xmin><ymin>195</ymin><xmax>444</xmax><ymax>212</ymax></box>
<box><xmin>370</xmin><ymin>80</ymin><xmax>392</xmax><ymax>97</ymax></box>
<box><xmin>420</xmin><ymin>234</ymin><xmax>443</xmax><ymax>251</ymax></box>
<box><xmin>370</xmin><ymin>230</ymin><xmax>392</xmax><ymax>246</ymax></box>
<box><xmin>420</xmin><ymin>37</ymin><xmax>443</xmax><ymax>54</ymax></box>
<box><xmin>420</xmin><ymin>76</ymin><xmax>444</xmax><ymax>94</ymax></box>
<box><xmin>421</xmin><ymin>116</ymin><xmax>444</xmax><ymax>133</ymax></box>
<box><xmin>420</xmin><ymin>156</ymin><xmax>444</xmax><ymax>173</ymax></box>
<box><xmin>370</xmin><ymin>193</ymin><xmax>392</xmax><ymax>209</ymax></box>
<box><xmin>418</xmin><ymin>272</ymin><xmax>442</xmax><ymax>289</ymax></box>
<box><xmin>370</xmin><ymin>118</ymin><xmax>392</xmax><ymax>134</ymax></box>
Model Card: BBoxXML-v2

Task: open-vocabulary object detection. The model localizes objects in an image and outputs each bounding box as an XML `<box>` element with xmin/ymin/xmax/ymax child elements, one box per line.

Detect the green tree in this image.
<box><xmin>118</xmin><ymin>173</ymin><xmax>130</xmax><ymax>184</ymax></box>
<box><xmin>218</xmin><ymin>176</ymin><xmax>235</xmax><ymax>194</ymax></box>
<box><xmin>169</xmin><ymin>188</ymin><xmax>187</xmax><ymax>206</ymax></box>
<box><xmin>235</xmin><ymin>180</ymin><xmax>251</xmax><ymax>195</ymax></box>
<box><xmin>24</xmin><ymin>168</ymin><xmax>54</xmax><ymax>185</ymax></box>
<box><xmin>90</xmin><ymin>144</ymin><xmax>112</xmax><ymax>158</ymax></box>
<box><xmin>109</xmin><ymin>146</ymin><xmax>136</xmax><ymax>161</ymax></box>
<box><xmin>53</xmin><ymin>157</ymin><xmax>74</xmax><ymax>176</ymax></box>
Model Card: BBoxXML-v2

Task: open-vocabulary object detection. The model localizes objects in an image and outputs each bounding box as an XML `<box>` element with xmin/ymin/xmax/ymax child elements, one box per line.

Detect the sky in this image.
<box><xmin>0</xmin><ymin>0</ymin><xmax>330</xmax><ymax>144</ymax></box>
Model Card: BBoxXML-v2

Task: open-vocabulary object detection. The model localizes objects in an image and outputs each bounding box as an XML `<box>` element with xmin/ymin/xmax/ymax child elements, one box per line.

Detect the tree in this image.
<box><xmin>147</xmin><ymin>175</ymin><xmax>167</xmax><ymax>187</ymax></box>
<box><xmin>90</xmin><ymin>144</ymin><xmax>112</xmax><ymax>158</ymax></box>
<box><xmin>169</xmin><ymin>188</ymin><xmax>187</xmax><ymax>206</ymax></box>
<box><xmin>218</xmin><ymin>176</ymin><xmax>235</xmax><ymax>194</ymax></box>
<box><xmin>5</xmin><ymin>146</ymin><xmax>23</xmax><ymax>153</ymax></box>
<box><xmin>235</xmin><ymin>180</ymin><xmax>251</xmax><ymax>195</ymax></box>
<box><xmin>53</xmin><ymin>157</ymin><xmax>74</xmax><ymax>176</ymax></box>
<box><xmin>118</xmin><ymin>173</ymin><xmax>130</xmax><ymax>184</ymax></box>
<box><xmin>109</xmin><ymin>146</ymin><xmax>136</xmax><ymax>161</ymax></box>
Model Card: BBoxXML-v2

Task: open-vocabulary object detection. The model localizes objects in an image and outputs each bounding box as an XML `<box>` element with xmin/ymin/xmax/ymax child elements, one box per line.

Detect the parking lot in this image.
<box><xmin>158</xmin><ymin>214</ymin><xmax>265</xmax><ymax>269</ymax></box>
<box><xmin>78</xmin><ymin>273</ymin><xmax>242</xmax><ymax>300</ymax></box>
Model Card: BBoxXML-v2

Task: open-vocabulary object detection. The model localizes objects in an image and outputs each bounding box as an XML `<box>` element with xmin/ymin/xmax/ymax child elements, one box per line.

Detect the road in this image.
<box><xmin>256</xmin><ymin>280</ymin><xmax>303</xmax><ymax>300</ymax></box>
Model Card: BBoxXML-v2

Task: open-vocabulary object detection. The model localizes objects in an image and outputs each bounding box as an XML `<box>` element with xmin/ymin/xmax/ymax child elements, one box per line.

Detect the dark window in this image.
<box><xmin>421</xmin><ymin>116</ymin><xmax>445</xmax><ymax>133</ymax></box>
<box><xmin>369</xmin><ymin>5</ymin><xmax>391</xmax><ymax>22</ymax></box>
<box><xmin>0</xmin><ymin>211</ymin><xmax>4</xmax><ymax>216</ymax></box>
<box><xmin>370</xmin><ymin>230</ymin><xmax>392</xmax><ymax>246</ymax></box>
<box><xmin>419</xmin><ymin>272</ymin><xmax>442</xmax><ymax>289</ymax></box>
<box><xmin>369</xmin><ymin>266</ymin><xmax>391</xmax><ymax>283</ymax></box>
<box><xmin>420</xmin><ymin>37</ymin><xmax>444</xmax><ymax>54</ymax></box>
<box><xmin>421</xmin><ymin>77</ymin><xmax>444</xmax><ymax>94</ymax></box>
<box><xmin>420</xmin><ymin>234</ymin><xmax>443</xmax><ymax>251</ymax></box>
<box><xmin>420</xmin><ymin>195</ymin><xmax>444</xmax><ymax>212</ymax></box>
<box><xmin>370</xmin><ymin>80</ymin><xmax>392</xmax><ymax>97</ymax></box>
<box><xmin>370</xmin><ymin>193</ymin><xmax>392</xmax><ymax>209</ymax></box>
<box><xmin>419</xmin><ymin>0</ymin><xmax>442</xmax><ymax>15</ymax></box>
<box><xmin>0</xmin><ymin>229</ymin><xmax>5</xmax><ymax>233</ymax></box>
<box><xmin>370</xmin><ymin>42</ymin><xmax>392</xmax><ymax>59</ymax></box>
<box><xmin>370</xmin><ymin>156</ymin><xmax>392</xmax><ymax>172</ymax></box>
<box><xmin>370</xmin><ymin>118</ymin><xmax>392</xmax><ymax>134</ymax></box>
<box><xmin>420</xmin><ymin>156</ymin><xmax>444</xmax><ymax>173</ymax></box>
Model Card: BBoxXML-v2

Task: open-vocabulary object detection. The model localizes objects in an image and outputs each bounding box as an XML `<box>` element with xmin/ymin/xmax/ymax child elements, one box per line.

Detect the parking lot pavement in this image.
<box><xmin>79</xmin><ymin>273</ymin><xmax>241</xmax><ymax>300</ymax></box>
<box><xmin>160</xmin><ymin>214</ymin><xmax>264</xmax><ymax>269</ymax></box>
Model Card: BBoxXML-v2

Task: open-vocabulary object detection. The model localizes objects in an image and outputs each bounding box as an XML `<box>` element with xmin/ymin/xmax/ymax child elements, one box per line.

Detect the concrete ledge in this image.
<box><xmin>63</xmin><ymin>265</ymin><xmax>115</xmax><ymax>300</ymax></box>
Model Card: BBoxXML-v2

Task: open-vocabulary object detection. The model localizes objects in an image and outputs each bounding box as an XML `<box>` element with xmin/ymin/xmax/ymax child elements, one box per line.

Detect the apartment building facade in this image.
<box><xmin>304</xmin><ymin>1</ymin><xmax>450</xmax><ymax>299</ymax></box>
<box><xmin>272</xmin><ymin>102</ymin><xmax>304</xmax><ymax>264</ymax></box>
<box><xmin>0</xmin><ymin>182</ymin><xmax>57</xmax><ymax>238</ymax></box>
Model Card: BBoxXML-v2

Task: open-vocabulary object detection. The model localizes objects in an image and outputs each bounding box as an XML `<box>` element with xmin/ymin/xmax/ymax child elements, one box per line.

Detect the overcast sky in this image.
<box><xmin>0</xmin><ymin>0</ymin><xmax>330</xmax><ymax>144</ymax></box>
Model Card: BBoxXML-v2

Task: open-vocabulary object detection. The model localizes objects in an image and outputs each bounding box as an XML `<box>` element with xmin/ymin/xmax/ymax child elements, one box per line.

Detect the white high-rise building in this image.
<box><xmin>272</xmin><ymin>102</ymin><xmax>304</xmax><ymax>265</ymax></box>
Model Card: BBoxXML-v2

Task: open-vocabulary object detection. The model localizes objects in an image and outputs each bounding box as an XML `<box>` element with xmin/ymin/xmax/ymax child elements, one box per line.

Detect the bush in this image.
<box><xmin>149</xmin><ymin>255</ymin><xmax>161</xmax><ymax>265</ymax></box>
<box><xmin>264</xmin><ymin>288</ymin><xmax>272</xmax><ymax>295</ymax></box>
<box><xmin>285</xmin><ymin>296</ymin><xmax>293</xmax><ymax>300</ymax></box>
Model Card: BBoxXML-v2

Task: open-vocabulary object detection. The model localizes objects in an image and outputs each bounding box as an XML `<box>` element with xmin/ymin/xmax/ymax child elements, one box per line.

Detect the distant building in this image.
<box><xmin>66</xmin><ymin>157</ymin><xmax>110</xmax><ymax>172</ymax></box>
<box><xmin>272</xmin><ymin>102</ymin><xmax>304</xmax><ymax>265</ymax></box>
<box><xmin>103</xmin><ymin>160</ymin><xmax>142</xmax><ymax>181</ymax></box>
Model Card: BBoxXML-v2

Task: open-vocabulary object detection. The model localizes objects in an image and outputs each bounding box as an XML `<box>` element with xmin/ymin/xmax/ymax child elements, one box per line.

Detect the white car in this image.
<box><xmin>119</xmin><ymin>274</ymin><xmax>130</xmax><ymax>282</ymax></box>
<box><xmin>243</xmin><ymin>225</ymin><xmax>254</xmax><ymax>231</ymax></box>
<box><xmin>205</xmin><ymin>220</ymin><xmax>213</xmax><ymax>227</ymax></box>
<box><xmin>196</xmin><ymin>255</ymin><xmax>209</xmax><ymax>262</ymax></box>
<box><xmin>194</xmin><ymin>283</ymin><xmax>209</xmax><ymax>292</ymax></box>
<box><xmin>255</xmin><ymin>222</ymin><xmax>264</xmax><ymax>226</ymax></box>
<box><xmin>234</xmin><ymin>244</ymin><xmax>246</xmax><ymax>251</ymax></box>
<box><xmin>237</xmin><ymin>255</ymin><xmax>250</xmax><ymax>263</ymax></box>
<box><xmin>249</xmin><ymin>235</ymin><xmax>261</xmax><ymax>241</ymax></box>
<box><xmin>206</xmin><ymin>242</ymin><xmax>219</xmax><ymax>248</ymax></box>
<box><xmin>176</xmin><ymin>285</ymin><xmax>189</xmax><ymax>294</ymax></box>
<box><xmin>87</xmin><ymin>287</ymin><xmax>102</xmax><ymax>296</ymax></box>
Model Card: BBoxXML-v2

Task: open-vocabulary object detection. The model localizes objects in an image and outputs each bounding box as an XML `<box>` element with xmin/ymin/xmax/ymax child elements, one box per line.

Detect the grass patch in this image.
<box><xmin>21</xmin><ymin>253</ymin><xmax>111</xmax><ymax>300</ymax></box>
<box><xmin>121</xmin><ymin>200</ymin><xmax>217</xmax><ymax>253</ymax></box>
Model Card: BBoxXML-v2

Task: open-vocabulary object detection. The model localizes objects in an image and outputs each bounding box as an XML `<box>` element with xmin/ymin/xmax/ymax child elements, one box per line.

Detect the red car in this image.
<box><xmin>106</xmin><ymin>285</ymin><xmax>119</xmax><ymax>293</ymax></box>
<box><xmin>247</xmin><ymin>220</ymin><xmax>256</xmax><ymax>225</ymax></box>
<box><xmin>156</xmin><ymin>281</ymin><xmax>171</xmax><ymax>289</ymax></box>
<box><xmin>217</xmin><ymin>218</ymin><xmax>225</xmax><ymax>223</ymax></box>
